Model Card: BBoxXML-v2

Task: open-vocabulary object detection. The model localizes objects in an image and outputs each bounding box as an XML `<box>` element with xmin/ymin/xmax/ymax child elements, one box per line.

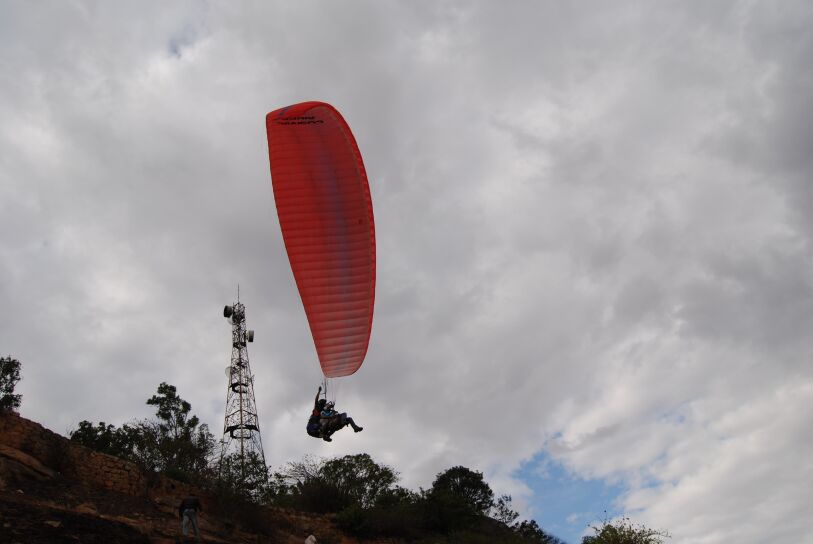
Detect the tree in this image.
<box><xmin>421</xmin><ymin>466</ymin><xmax>496</xmax><ymax>533</ymax></box>
<box><xmin>0</xmin><ymin>356</ymin><xmax>22</xmax><ymax>412</ymax></box>
<box><xmin>374</xmin><ymin>485</ymin><xmax>420</xmax><ymax>508</ymax></box>
<box><xmin>276</xmin><ymin>456</ymin><xmax>348</xmax><ymax>513</ymax></box>
<box><xmin>217</xmin><ymin>451</ymin><xmax>273</xmax><ymax>502</ymax></box>
<box><xmin>275</xmin><ymin>454</ymin><xmax>400</xmax><ymax>513</ymax></box>
<box><xmin>515</xmin><ymin>519</ymin><xmax>566</xmax><ymax>543</ymax></box>
<box><xmin>582</xmin><ymin>516</ymin><xmax>670</xmax><ymax>544</ymax></box>
<box><xmin>320</xmin><ymin>453</ymin><xmax>399</xmax><ymax>508</ymax></box>
<box><xmin>146</xmin><ymin>382</ymin><xmax>215</xmax><ymax>479</ymax></box>
<box><xmin>147</xmin><ymin>382</ymin><xmax>197</xmax><ymax>440</ymax></box>
<box><xmin>491</xmin><ymin>494</ymin><xmax>520</xmax><ymax>525</ymax></box>
<box><xmin>430</xmin><ymin>465</ymin><xmax>495</xmax><ymax>515</ymax></box>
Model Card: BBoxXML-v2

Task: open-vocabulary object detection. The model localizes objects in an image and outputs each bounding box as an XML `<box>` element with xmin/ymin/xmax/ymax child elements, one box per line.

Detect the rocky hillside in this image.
<box><xmin>0</xmin><ymin>412</ymin><xmax>372</xmax><ymax>543</ymax></box>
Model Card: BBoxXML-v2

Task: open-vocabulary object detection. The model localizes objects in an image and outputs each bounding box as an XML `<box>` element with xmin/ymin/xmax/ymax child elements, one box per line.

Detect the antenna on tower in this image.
<box><xmin>219</xmin><ymin>288</ymin><xmax>266</xmax><ymax>490</ymax></box>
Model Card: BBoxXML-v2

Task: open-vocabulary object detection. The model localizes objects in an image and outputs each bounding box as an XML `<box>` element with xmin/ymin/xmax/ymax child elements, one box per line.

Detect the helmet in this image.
<box><xmin>317</xmin><ymin>398</ymin><xmax>327</xmax><ymax>409</ymax></box>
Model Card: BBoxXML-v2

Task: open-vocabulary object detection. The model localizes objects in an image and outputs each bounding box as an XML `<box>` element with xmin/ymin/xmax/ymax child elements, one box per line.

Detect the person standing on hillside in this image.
<box><xmin>178</xmin><ymin>495</ymin><xmax>203</xmax><ymax>542</ymax></box>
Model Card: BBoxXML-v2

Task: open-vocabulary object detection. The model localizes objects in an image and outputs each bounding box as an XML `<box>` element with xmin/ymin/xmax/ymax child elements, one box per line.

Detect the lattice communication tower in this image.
<box><xmin>220</xmin><ymin>294</ymin><xmax>266</xmax><ymax>483</ymax></box>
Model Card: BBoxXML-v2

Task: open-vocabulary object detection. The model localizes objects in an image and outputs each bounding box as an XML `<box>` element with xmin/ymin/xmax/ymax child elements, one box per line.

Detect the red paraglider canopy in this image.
<box><xmin>266</xmin><ymin>101</ymin><xmax>375</xmax><ymax>378</ymax></box>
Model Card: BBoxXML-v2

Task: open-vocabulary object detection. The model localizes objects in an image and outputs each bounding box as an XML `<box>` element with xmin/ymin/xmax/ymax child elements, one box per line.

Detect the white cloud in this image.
<box><xmin>1</xmin><ymin>2</ymin><xmax>812</xmax><ymax>543</ymax></box>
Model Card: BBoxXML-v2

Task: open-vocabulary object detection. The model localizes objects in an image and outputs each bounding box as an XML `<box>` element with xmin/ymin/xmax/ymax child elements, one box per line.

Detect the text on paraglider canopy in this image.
<box><xmin>276</xmin><ymin>116</ymin><xmax>325</xmax><ymax>126</ymax></box>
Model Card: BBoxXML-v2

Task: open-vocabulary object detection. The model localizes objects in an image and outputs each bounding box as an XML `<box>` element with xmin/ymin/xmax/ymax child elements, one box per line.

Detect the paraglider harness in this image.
<box><xmin>306</xmin><ymin>414</ymin><xmax>322</xmax><ymax>438</ymax></box>
<box><xmin>306</xmin><ymin>423</ymin><xmax>321</xmax><ymax>437</ymax></box>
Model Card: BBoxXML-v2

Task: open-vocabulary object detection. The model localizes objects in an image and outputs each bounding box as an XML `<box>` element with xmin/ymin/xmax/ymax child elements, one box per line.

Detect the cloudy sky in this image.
<box><xmin>2</xmin><ymin>2</ymin><xmax>812</xmax><ymax>542</ymax></box>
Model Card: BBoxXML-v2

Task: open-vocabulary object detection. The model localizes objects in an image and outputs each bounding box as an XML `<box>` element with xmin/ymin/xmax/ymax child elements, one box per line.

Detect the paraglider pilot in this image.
<box><xmin>307</xmin><ymin>387</ymin><xmax>327</xmax><ymax>438</ymax></box>
<box><xmin>306</xmin><ymin>386</ymin><xmax>363</xmax><ymax>441</ymax></box>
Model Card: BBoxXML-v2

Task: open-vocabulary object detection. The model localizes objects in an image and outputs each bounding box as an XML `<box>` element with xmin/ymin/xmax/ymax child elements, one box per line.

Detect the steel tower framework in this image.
<box><xmin>220</xmin><ymin>294</ymin><xmax>266</xmax><ymax>483</ymax></box>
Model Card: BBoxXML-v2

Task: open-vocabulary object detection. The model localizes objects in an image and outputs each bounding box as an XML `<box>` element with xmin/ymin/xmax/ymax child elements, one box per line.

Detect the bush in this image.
<box><xmin>335</xmin><ymin>504</ymin><xmax>367</xmax><ymax>535</ymax></box>
<box><xmin>69</xmin><ymin>383</ymin><xmax>215</xmax><ymax>485</ymax></box>
<box><xmin>582</xmin><ymin>516</ymin><xmax>670</xmax><ymax>544</ymax></box>
<box><xmin>295</xmin><ymin>478</ymin><xmax>352</xmax><ymax>513</ymax></box>
<box><xmin>273</xmin><ymin>454</ymin><xmax>399</xmax><ymax>514</ymax></box>
<box><xmin>335</xmin><ymin>498</ymin><xmax>424</xmax><ymax>539</ymax></box>
<box><xmin>366</xmin><ymin>501</ymin><xmax>425</xmax><ymax>539</ymax></box>
<box><xmin>64</xmin><ymin>379</ymin><xmax>580</xmax><ymax>543</ymax></box>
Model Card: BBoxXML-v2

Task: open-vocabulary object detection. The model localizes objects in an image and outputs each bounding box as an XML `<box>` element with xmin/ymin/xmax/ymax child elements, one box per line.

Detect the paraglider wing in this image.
<box><xmin>266</xmin><ymin>101</ymin><xmax>375</xmax><ymax>378</ymax></box>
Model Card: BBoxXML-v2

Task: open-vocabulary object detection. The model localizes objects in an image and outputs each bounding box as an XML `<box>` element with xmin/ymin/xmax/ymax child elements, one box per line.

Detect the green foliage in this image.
<box><xmin>430</xmin><ymin>465</ymin><xmax>495</xmax><ymax>516</ymax></box>
<box><xmin>0</xmin><ymin>356</ymin><xmax>22</xmax><ymax>411</ymax></box>
<box><xmin>492</xmin><ymin>494</ymin><xmax>520</xmax><ymax>526</ymax></box>
<box><xmin>65</xmin><ymin>380</ymin><xmax>639</xmax><ymax>544</ymax></box>
<box><xmin>421</xmin><ymin>468</ymin><xmax>567</xmax><ymax>541</ymax></box>
<box><xmin>398</xmin><ymin>516</ymin><xmax>561</xmax><ymax>544</ymax></box>
<box><xmin>515</xmin><ymin>519</ymin><xmax>566</xmax><ymax>543</ymax></box>
<box><xmin>335</xmin><ymin>488</ymin><xmax>423</xmax><ymax>539</ymax></box>
<box><xmin>147</xmin><ymin>382</ymin><xmax>196</xmax><ymax>439</ymax></box>
<box><xmin>145</xmin><ymin>383</ymin><xmax>216</xmax><ymax>478</ymax></box>
<box><xmin>117</xmin><ymin>421</ymin><xmax>163</xmax><ymax>472</ymax></box>
<box><xmin>582</xmin><ymin>516</ymin><xmax>670</xmax><ymax>544</ymax></box>
<box><xmin>422</xmin><ymin>485</ymin><xmax>479</xmax><ymax>532</ymax></box>
<box><xmin>69</xmin><ymin>421</ymin><xmax>135</xmax><ymax>459</ymax></box>
<box><xmin>374</xmin><ymin>485</ymin><xmax>421</xmax><ymax>508</ymax></box>
<box><xmin>69</xmin><ymin>382</ymin><xmax>215</xmax><ymax>484</ymax></box>
<box><xmin>320</xmin><ymin>453</ymin><xmax>398</xmax><ymax>508</ymax></box>
<box><xmin>273</xmin><ymin>454</ymin><xmax>399</xmax><ymax>513</ymax></box>
<box><xmin>335</xmin><ymin>503</ymin><xmax>367</xmax><ymax>534</ymax></box>
<box><xmin>272</xmin><ymin>456</ymin><xmax>333</xmax><ymax>512</ymax></box>
<box><xmin>216</xmin><ymin>451</ymin><xmax>275</xmax><ymax>502</ymax></box>
<box><xmin>278</xmin><ymin>456</ymin><xmax>568</xmax><ymax>542</ymax></box>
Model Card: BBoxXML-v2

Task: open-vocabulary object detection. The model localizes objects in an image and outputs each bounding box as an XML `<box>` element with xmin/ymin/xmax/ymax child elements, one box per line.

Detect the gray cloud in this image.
<box><xmin>1</xmin><ymin>2</ymin><xmax>812</xmax><ymax>543</ymax></box>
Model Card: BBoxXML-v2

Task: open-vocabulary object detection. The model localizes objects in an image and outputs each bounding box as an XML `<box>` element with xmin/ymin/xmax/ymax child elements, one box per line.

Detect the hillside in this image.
<box><xmin>0</xmin><ymin>412</ymin><xmax>369</xmax><ymax>543</ymax></box>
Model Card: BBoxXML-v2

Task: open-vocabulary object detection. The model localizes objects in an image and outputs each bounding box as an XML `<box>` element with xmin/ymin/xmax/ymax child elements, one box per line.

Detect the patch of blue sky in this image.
<box><xmin>517</xmin><ymin>452</ymin><xmax>625</xmax><ymax>544</ymax></box>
